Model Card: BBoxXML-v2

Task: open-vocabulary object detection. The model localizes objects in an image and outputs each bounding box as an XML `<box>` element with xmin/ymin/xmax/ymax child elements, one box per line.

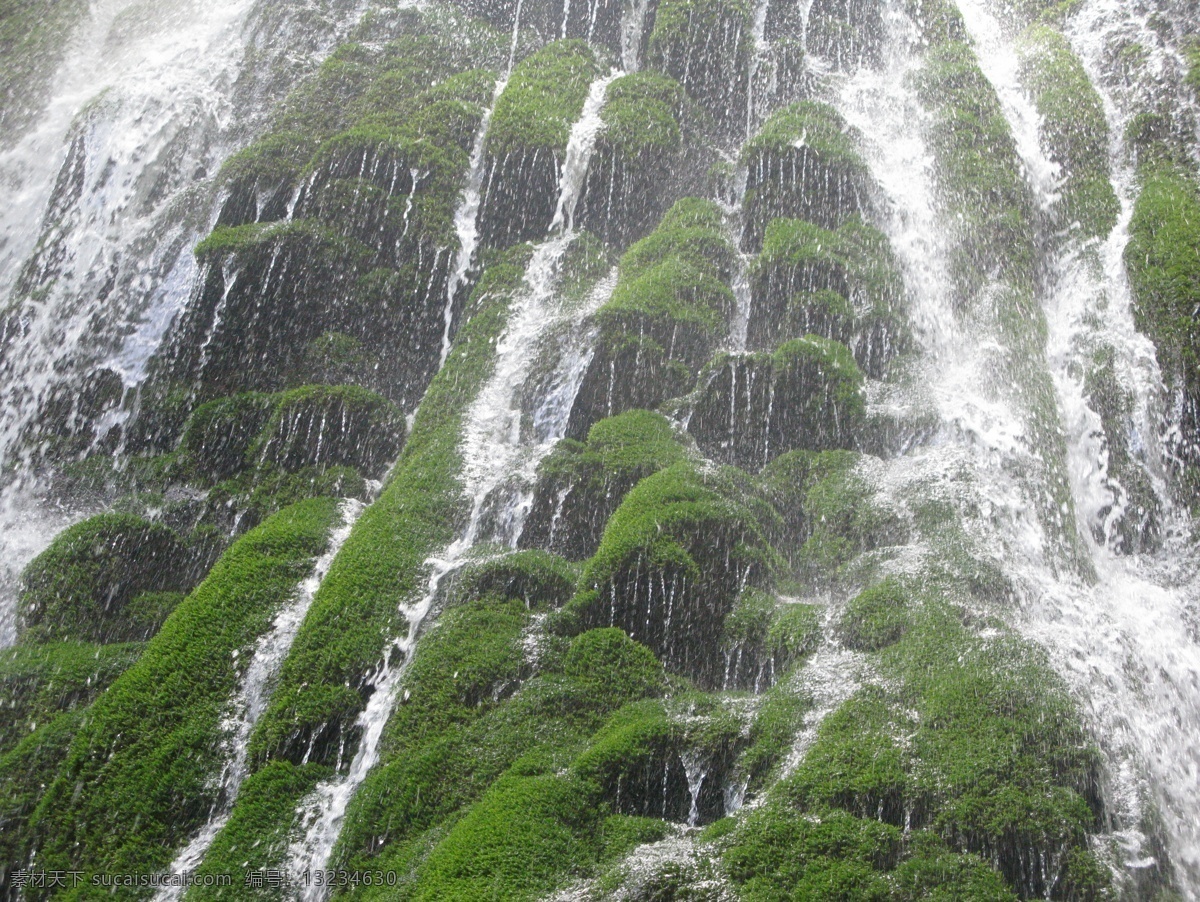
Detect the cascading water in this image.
<box><xmin>835</xmin><ymin>0</ymin><xmax>1200</xmax><ymax>890</ymax></box>
<box><xmin>284</xmin><ymin>75</ymin><xmax>621</xmax><ymax>896</ymax></box>
<box><xmin>153</xmin><ymin>500</ymin><xmax>362</xmax><ymax>901</ymax></box>
<box><xmin>0</xmin><ymin>0</ymin><xmax>375</xmax><ymax>649</ymax></box>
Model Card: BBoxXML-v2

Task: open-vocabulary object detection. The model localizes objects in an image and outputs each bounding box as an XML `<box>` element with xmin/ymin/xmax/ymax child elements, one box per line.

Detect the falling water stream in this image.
<box><xmin>152</xmin><ymin>501</ymin><xmax>363</xmax><ymax>902</ymax></box>
<box><xmin>284</xmin><ymin>73</ymin><xmax>621</xmax><ymax>897</ymax></box>
<box><xmin>834</xmin><ymin>0</ymin><xmax>1200</xmax><ymax>890</ymax></box>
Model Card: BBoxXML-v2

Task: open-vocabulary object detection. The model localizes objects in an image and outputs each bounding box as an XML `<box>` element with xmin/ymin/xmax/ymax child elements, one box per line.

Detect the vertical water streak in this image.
<box><xmin>551</xmin><ymin>71</ymin><xmax>622</xmax><ymax>235</ymax></box>
<box><xmin>153</xmin><ymin>500</ymin><xmax>363</xmax><ymax>901</ymax></box>
<box><xmin>286</xmin><ymin>78</ymin><xmax>620</xmax><ymax>895</ymax></box>
<box><xmin>620</xmin><ymin>0</ymin><xmax>653</xmax><ymax>72</ymax></box>
<box><xmin>439</xmin><ymin>78</ymin><xmax>509</xmax><ymax>370</ymax></box>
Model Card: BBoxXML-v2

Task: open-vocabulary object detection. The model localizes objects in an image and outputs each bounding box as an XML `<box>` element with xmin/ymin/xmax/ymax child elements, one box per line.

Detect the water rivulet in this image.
<box><xmin>1</xmin><ymin>0</ymin><xmax>1199</xmax><ymax>898</ymax></box>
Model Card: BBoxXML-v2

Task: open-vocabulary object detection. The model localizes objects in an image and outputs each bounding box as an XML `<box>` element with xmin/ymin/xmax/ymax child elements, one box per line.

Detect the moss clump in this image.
<box><xmin>18</xmin><ymin>514</ymin><xmax>191</xmax><ymax>644</ymax></box>
<box><xmin>688</xmin><ymin>336</ymin><xmax>866</xmax><ymax>470</ymax></box>
<box><xmin>249</xmin><ymin>251</ymin><xmax>527</xmax><ymax>768</ymax></box>
<box><xmin>1125</xmin><ymin>161</ymin><xmax>1200</xmax><ymax>488</ymax></box>
<box><xmin>0</xmin><ymin>642</ymin><xmax>143</xmax><ymax>756</ymax></box>
<box><xmin>250</xmin><ymin>384</ymin><xmax>403</xmax><ymax>478</ymax></box>
<box><xmin>178</xmin><ymin>392</ymin><xmax>277</xmax><ymax>483</ymax></box>
<box><xmin>750</xmin><ymin>217</ymin><xmax>907</xmax><ymax>377</ymax></box>
<box><xmin>743</xmin><ymin>102</ymin><xmax>873</xmax><ymax>248</ymax></box>
<box><xmin>1187</xmin><ymin>41</ymin><xmax>1200</xmax><ymax>99</ymax></box>
<box><xmin>1018</xmin><ymin>25</ymin><xmax>1119</xmax><ymax>239</ymax></box>
<box><xmin>521</xmin><ymin>410</ymin><xmax>689</xmax><ymax>560</ymax></box>
<box><xmin>562</xmin><ymin>461</ymin><xmax>781</xmax><ymax>685</ymax></box>
<box><xmin>567</xmin><ymin>200</ymin><xmax>736</xmax><ymax>437</ymax></box>
<box><xmin>452</xmin><ymin>550</ymin><xmax>580</xmax><ymax>611</ymax></box>
<box><xmin>723</xmin><ymin>603</ymin><xmax>1109</xmax><ymax>900</ymax></box>
<box><xmin>579</xmin><ymin>72</ymin><xmax>689</xmax><ymax>246</ymax></box>
<box><xmin>409</xmin><ymin>772</ymin><xmax>602</xmax><ymax>899</ymax></box>
<box><xmin>839</xmin><ymin>578</ymin><xmax>910</xmax><ymax>651</ymax></box>
<box><xmin>186</xmin><ymin>762</ymin><xmax>332</xmax><ymax>899</ymax></box>
<box><xmin>480</xmin><ymin>41</ymin><xmax>600</xmax><ymax>248</ymax></box>
<box><xmin>647</xmin><ymin>0</ymin><xmax>752</xmax><ymax>136</ymax></box>
<box><xmin>563</xmin><ymin>628</ymin><xmax>667</xmax><ymax>704</ymax></box>
<box><xmin>28</xmin><ymin>498</ymin><xmax>339</xmax><ymax>881</ymax></box>
<box><xmin>720</xmin><ymin>589</ymin><xmax>821</xmax><ymax>690</ymax></box>
<box><xmin>916</xmin><ymin>41</ymin><xmax>1036</xmax><ymax>292</ymax></box>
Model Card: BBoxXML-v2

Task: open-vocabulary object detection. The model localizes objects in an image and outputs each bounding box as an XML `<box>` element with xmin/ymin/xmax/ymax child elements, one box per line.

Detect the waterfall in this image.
<box><xmin>152</xmin><ymin>501</ymin><xmax>362</xmax><ymax>900</ymax></box>
<box><xmin>551</xmin><ymin>72</ymin><xmax>622</xmax><ymax>235</ymax></box>
<box><xmin>0</xmin><ymin>0</ymin><xmax>376</xmax><ymax>649</ymax></box>
<box><xmin>285</xmin><ymin>75</ymin><xmax>619</xmax><ymax>896</ymax></box>
<box><xmin>439</xmin><ymin>78</ymin><xmax>509</xmax><ymax>369</ymax></box>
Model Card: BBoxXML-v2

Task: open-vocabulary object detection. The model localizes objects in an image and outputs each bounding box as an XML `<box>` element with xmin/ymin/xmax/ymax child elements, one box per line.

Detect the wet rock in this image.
<box><xmin>687</xmin><ymin>337</ymin><xmax>866</xmax><ymax>472</ymax></box>
<box><xmin>563</xmin><ymin>461</ymin><xmax>780</xmax><ymax>686</ymax></box>
<box><xmin>742</xmin><ymin>102</ymin><xmax>874</xmax><ymax>251</ymax></box>
<box><xmin>566</xmin><ymin>198</ymin><xmax>736</xmax><ymax>438</ymax></box>
<box><xmin>749</xmin><ymin>217</ymin><xmax>908</xmax><ymax>378</ymax></box>
<box><xmin>478</xmin><ymin>41</ymin><xmax>600</xmax><ymax>249</ymax></box>
<box><xmin>719</xmin><ymin>589</ymin><xmax>821</xmax><ymax>691</ymax></box>
<box><xmin>806</xmin><ymin>0</ymin><xmax>886</xmax><ymax>71</ymax></box>
<box><xmin>521</xmin><ymin>410</ymin><xmax>689</xmax><ymax>560</ymax></box>
<box><xmin>18</xmin><ymin>514</ymin><xmax>192</xmax><ymax>644</ymax></box>
<box><xmin>646</xmin><ymin>0</ymin><xmax>752</xmax><ymax>139</ymax></box>
<box><xmin>577</xmin><ymin>73</ymin><xmax>691</xmax><ymax>248</ymax></box>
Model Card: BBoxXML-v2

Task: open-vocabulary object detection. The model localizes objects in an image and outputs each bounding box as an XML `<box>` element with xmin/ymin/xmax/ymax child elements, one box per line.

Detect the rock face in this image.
<box><xmin>566</xmin><ymin>198</ymin><xmax>736</xmax><ymax>438</ymax></box>
<box><xmin>687</xmin><ymin>336</ymin><xmax>866</xmax><ymax>471</ymax></box>
<box><xmin>3</xmin><ymin>0</ymin><xmax>1196</xmax><ymax>898</ymax></box>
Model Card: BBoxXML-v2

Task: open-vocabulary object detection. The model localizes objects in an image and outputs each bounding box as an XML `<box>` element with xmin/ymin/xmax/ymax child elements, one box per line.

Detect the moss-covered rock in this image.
<box><xmin>248</xmin><ymin>250</ymin><xmax>527</xmax><ymax>769</ymax></box>
<box><xmin>479</xmin><ymin>41</ymin><xmax>600</xmax><ymax>248</ymax></box>
<box><xmin>567</xmin><ymin>199</ymin><xmax>736</xmax><ymax>437</ymax></box>
<box><xmin>0</xmin><ymin>642</ymin><xmax>143</xmax><ymax>757</ymax></box>
<box><xmin>742</xmin><ymin>103</ymin><xmax>873</xmax><ymax>250</ymax></box>
<box><xmin>646</xmin><ymin>0</ymin><xmax>752</xmax><ymax>137</ymax></box>
<box><xmin>687</xmin><ymin>336</ymin><xmax>866</xmax><ymax>471</ymax></box>
<box><xmin>521</xmin><ymin>410</ymin><xmax>689</xmax><ymax>560</ymax></box>
<box><xmin>18</xmin><ymin>514</ymin><xmax>192</xmax><ymax>644</ymax></box>
<box><xmin>806</xmin><ymin>0</ymin><xmax>886</xmax><ymax>71</ymax></box>
<box><xmin>723</xmin><ymin>603</ymin><xmax>1110</xmax><ymax>901</ymax></box>
<box><xmin>1125</xmin><ymin>160</ymin><xmax>1200</xmax><ymax>491</ymax></box>
<box><xmin>719</xmin><ymin>589</ymin><xmax>821</xmax><ymax>691</ymax></box>
<box><xmin>0</xmin><ymin>0</ymin><xmax>86</xmax><ymax>136</ymax></box>
<box><xmin>561</xmin><ymin>461</ymin><xmax>780</xmax><ymax>686</ymax></box>
<box><xmin>577</xmin><ymin>73</ymin><xmax>690</xmax><ymax>247</ymax></box>
<box><xmin>1018</xmin><ymin>25</ymin><xmax>1119</xmax><ymax>239</ymax></box>
<box><xmin>750</xmin><ymin>217</ymin><xmax>907</xmax><ymax>378</ymax></box>
<box><xmin>916</xmin><ymin>41</ymin><xmax>1036</xmax><ymax>293</ymax></box>
<box><xmin>838</xmin><ymin>578</ymin><xmax>910</xmax><ymax>651</ymax></box>
<box><xmin>27</xmin><ymin>498</ymin><xmax>340</xmax><ymax>884</ymax></box>
<box><xmin>250</xmin><ymin>385</ymin><xmax>403</xmax><ymax>479</ymax></box>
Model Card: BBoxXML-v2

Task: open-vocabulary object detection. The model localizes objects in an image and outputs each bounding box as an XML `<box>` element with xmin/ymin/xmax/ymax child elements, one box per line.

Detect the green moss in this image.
<box><xmin>523</xmin><ymin>410</ymin><xmax>689</xmax><ymax>560</ymax></box>
<box><xmin>600</xmin><ymin>72</ymin><xmax>686</xmax><ymax>161</ymax></box>
<box><xmin>28</xmin><ymin>498</ymin><xmax>339</xmax><ymax>882</ymax></box>
<box><xmin>452</xmin><ymin>550</ymin><xmax>580</xmax><ymax>611</ymax></box>
<box><xmin>1187</xmin><ymin>40</ymin><xmax>1200</xmax><ymax>99</ymax></box>
<box><xmin>0</xmin><ymin>643</ymin><xmax>142</xmax><ymax>756</ymax></box>
<box><xmin>916</xmin><ymin>41</ymin><xmax>1036</xmax><ymax>292</ymax></box>
<box><xmin>563</xmin><ymin>629</ymin><xmax>667</xmax><ymax>704</ymax></box>
<box><xmin>0</xmin><ymin>710</ymin><xmax>85</xmax><ymax>885</ymax></box>
<box><xmin>743</xmin><ymin>102</ymin><xmax>872</xmax><ymax>244</ymax></box>
<box><xmin>721</xmin><ymin>589</ymin><xmax>821</xmax><ymax>690</ymax></box>
<box><xmin>647</xmin><ymin>0</ymin><xmax>752</xmax><ymax>133</ymax></box>
<box><xmin>599</xmin><ymin>814</ymin><xmax>672</xmax><ymax>861</ymax></box>
<box><xmin>178</xmin><ymin>392</ymin><xmax>277</xmax><ymax>483</ymax></box>
<box><xmin>187</xmin><ymin>762</ymin><xmax>333</xmax><ymax>899</ymax></box>
<box><xmin>563</xmin><ymin>461</ymin><xmax>781</xmax><ymax>684</ymax></box>
<box><xmin>1125</xmin><ymin>161</ymin><xmax>1200</xmax><ymax>444</ymax></box>
<box><xmin>410</xmin><ymin>772</ymin><xmax>601</xmax><ymax>900</ymax></box>
<box><xmin>488</xmin><ymin>41</ymin><xmax>599</xmax><ymax>156</ymax></box>
<box><xmin>249</xmin><ymin>249</ymin><xmax>527</xmax><ymax>767</ymax></box>
<box><xmin>838</xmin><ymin>578</ymin><xmax>910</xmax><ymax>651</ymax></box>
<box><xmin>750</xmin><ymin>217</ymin><xmax>906</xmax><ymax>370</ymax></box>
<box><xmin>1018</xmin><ymin>25</ymin><xmax>1119</xmax><ymax>238</ymax></box>
<box><xmin>688</xmin><ymin>336</ymin><xmax>866</xmax><ymax>469</ymax></box>
<box><xmin>19</xmin><ymin>513</ymin><xmax>191</xmax><ymax>644</ymax></box>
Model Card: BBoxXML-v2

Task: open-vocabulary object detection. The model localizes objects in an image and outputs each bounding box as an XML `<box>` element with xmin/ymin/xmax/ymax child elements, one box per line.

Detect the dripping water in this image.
<box><xmin>153</xmin><ymin>501</ymin><xmax>362</xmax><ymax>899</ymax></box>
<box><xmin>285</xmin><ymin>76</ymin><xmax>620</xmax><ymax>896</ymax></box>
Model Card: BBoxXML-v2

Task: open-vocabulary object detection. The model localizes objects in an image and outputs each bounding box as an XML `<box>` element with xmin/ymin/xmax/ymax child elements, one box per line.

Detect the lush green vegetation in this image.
<box><xmin>1019</xmin><ymin>25</ymin><xmax>1119</xmax><ymax>238</ymax></box>
<box><xmin>28</xmin><ymin>498</ymin><xmax>340</xmax><ymax>883</ymax></box>
<box><xmin>488</xmin><ymin>41</ymin><xmax>599</xmax><ymax>157</ymax></box>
